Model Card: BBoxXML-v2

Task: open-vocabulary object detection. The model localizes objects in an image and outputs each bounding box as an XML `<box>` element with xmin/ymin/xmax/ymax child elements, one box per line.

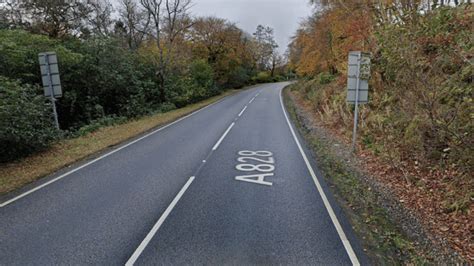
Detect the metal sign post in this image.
<box><xmin>39</xmin><ymin>52</ymin><xmax>62</xmax><ymax>129</ymax></box>
<box><xmin>347</xmin><ymin>51</ymin><xmax>371</xmax><ymax>152</ymax></box>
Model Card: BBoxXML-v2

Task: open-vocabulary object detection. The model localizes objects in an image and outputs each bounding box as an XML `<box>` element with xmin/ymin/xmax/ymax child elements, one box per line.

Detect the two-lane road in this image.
<box><xmin>0</xmin><ymin>83</ymin><xmax>367</xmax><ymax>265</ymax></box>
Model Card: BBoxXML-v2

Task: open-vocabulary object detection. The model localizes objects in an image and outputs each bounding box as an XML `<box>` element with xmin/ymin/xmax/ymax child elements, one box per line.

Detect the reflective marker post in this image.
<box><xmin>347</xmin><ymin>51</ymin><xmax>371</xmax><ymax>152</ymax></box>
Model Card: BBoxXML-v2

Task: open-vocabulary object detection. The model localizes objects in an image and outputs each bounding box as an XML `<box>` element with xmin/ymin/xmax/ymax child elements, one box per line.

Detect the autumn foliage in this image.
<box><xmin>289</xmin><ymin>1</ymin><xmax>473</xmax><ymax>261</ymax></box>
<box><xmin>289</xmin><ymin>2</ymin><xmax>373</xmax><ymax>76</ymax></box>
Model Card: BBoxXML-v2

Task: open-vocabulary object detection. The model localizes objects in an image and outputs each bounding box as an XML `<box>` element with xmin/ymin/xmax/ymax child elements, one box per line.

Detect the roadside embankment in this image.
<box><xmin>283</xmin><ymin>84</ymin><xmax>468</xmax><ymax>264</ymax></box>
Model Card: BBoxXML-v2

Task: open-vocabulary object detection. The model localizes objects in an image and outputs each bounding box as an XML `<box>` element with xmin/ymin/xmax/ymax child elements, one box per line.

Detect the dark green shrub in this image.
<box><xmin>252</xmin><ymin>71</ymin><xmax>271</xmax><ymax>83</ymax></box>
<box><xmin>76</xmin><ymin>115</ymin><xmax>128</xmax><ymax>136</ymax></box>
<box><xmin>317</xmin><ymin>72</ymin><xmax>335</xmax><ymax>85</ymax></box>
<box><xmin>157</xmin><ymin>102</ymin><xmax>177</xmax><ymax>113</ymax></box>
<box><xmin>226</xmin><ymin>66</ymin><xmax>251</xmax><ymax>88</ymax></box>
<box><xmin>190</xmin><ymin>59</ymin><xmax>219</xmax><ymax>98</ymax></box>
<box><xmin>0</xmin><ymin>76</ymin><xmax>59</xmax><ymax>162</ymax></box>
<box><xmin>168</xmin><ymin>60</ymin><xmax>219</xmax><ymax>107</ymax></box>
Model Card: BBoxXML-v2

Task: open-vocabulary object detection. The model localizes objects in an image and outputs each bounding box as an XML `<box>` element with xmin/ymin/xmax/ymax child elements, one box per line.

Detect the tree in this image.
<box><xmin>289</xmin><ymin>2</ymin><xmax>372</xmax><ymax>76</ymax></box>
<box><xmin>270</xmin><ymin>52</ymin><xmax>284</xmax><ymax>77</ymax></box>
<box><xmin>190</xmin><ymin>17</ymin><xmax>233</xmax><ymax>64</ymax></box>
<box><xmin>117</xmin><ymin>0</ymin><xmax>151</xmax><ymax>50</ymax></box>
<box><xmin>189</xmin><ymin>17</ymin><xmax>255</xmax><ymax>86</ymax></box>
<box><xmin>19</xmin><ymin>0</ymin><xmax>93</xmax><ymax>38</ymax></box>
<box><xmin>86</xmin><ymin>0</ymin><xmax>115</xmax><ymax>37</ymax></box>
<box><xmin>139</xmin><ymin>0</ymin><xmax>194</xmax><ymax>102</ymax></box>
<box><xmin>0</xmin><ymin>7</ymin><xmax>7</xmax><ymax>29</ymax></box>
<box><xmin>0</xmin><ymin>0</ymin><xmax>30</xmax><ymax>29</ymax></box>
<box><xmin>253</xmin><ymin>25</ymin><xmax>278</xmax><ymax>72</ymax></box>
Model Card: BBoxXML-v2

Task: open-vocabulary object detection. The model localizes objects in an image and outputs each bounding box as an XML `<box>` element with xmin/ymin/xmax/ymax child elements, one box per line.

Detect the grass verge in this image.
<box><xmin>0</xmin><ymin>90</ymin><xmax>238</xmax><ymax>195</ymax></box>
<box><xmin>283</xmin><ymin>85</ymin><xmax>432</xmax><ymax>264</ymax></box>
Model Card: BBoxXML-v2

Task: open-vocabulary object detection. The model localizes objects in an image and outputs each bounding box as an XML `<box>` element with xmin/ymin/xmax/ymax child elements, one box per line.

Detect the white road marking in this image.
<box><xmin>236</xmin><ymin>163</ymin><xmax>274</xmax><ymax>172</ymax></box>
<box><xmin>279</xmin><ymin>89</ymin><xmax>361</xmax><ymax>265</ymax></box>
<box><xmin>0</xmin><ymin>97</ymin><xmax>227</xmax><ymax>208</ymax></box>
<box><xmin>235</xmin><ymin>173</ymin><xmax>273</xmax><ymax>186</ymax></box>
<box><xmin>238</xmin><ymin>106</ymin><xmax>248</xmax><ymax>117</ymax></box>
<box><xmin>125</xmin><ymin>176</ymin><xmax>195</xmax><ymax>266</ymax></box>
<box><xmin>212</xmin><ymin>122</ymin><xmax>235</xmax><ymax>151</ymax></box>
<box><xmin>249</xmin><ymin>93</ymin><xmax>259</xmax><ymax>104</ymax></box>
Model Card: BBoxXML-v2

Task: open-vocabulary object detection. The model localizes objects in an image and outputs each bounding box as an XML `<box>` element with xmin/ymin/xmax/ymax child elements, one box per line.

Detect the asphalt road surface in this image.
<box><xmin>0</xmin><ymin>82</ymin><xmax>368</xmax><ymax>265</ymax></box>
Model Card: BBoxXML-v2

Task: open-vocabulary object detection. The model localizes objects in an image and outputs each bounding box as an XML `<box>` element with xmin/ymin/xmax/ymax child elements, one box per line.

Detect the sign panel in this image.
<box><xmin>347</xmin><ymin>51</ymin><xmax>370</xmax><ymax>104</ymax></box>
<box><xmin>39</xmin><ymin>52</ymin><xmax>62</xmax><ymax>98</ymax></box>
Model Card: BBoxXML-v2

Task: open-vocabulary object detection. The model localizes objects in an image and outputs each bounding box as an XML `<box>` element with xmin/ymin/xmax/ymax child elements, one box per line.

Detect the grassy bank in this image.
<box><xmin>288</xmin><ymin>5</ymin><xmax>473</xmax><ymax>261</ymax></box>
<box><xmin>0</xmin><ymin>89</ymin><xmax>237</xmax><ymax>195</ymax></box>
<box><xmin>282</xmin><ymin>85</ymin><xmax>460</xmax><ymax>264</ymax></box>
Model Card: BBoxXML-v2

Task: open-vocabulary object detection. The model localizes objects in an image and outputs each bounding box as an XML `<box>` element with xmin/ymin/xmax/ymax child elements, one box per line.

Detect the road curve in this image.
<box><xmin>0</xmin><ymin>82</ymin><xmax>367</xmax><ymax>265</ymax></box>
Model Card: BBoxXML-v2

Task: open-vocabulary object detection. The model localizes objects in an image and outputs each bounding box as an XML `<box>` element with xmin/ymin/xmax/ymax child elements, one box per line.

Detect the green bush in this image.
<box><xmin>0</xmin><ymin>30</ymin><xmax>161</xmax><ymax>129</ymax></box>
<box><xmin>317</xmin><ymin>72</ymin><xmax>335</xmax><ymax>85</ymax></box>
<box><xmin>168</xmin><ymin>60</ymin><xmax>219</xmax><ymax>107</ymax></box>
<box><xmin>58</xmin><ymin>37</ymin><xmax>158</xmax><ymax>128</ymax></box>
<box><xmin>0</xmin><ymin>76</ymin><xmax>59</xmax><ymax>162</ymax></box>
<box><xmin>253</xmin><ymin>71</ymin><xmax>271</xmax><ymax>83</ymax></box>
<box><xmin>157</xmin><ymin>102</ymin><xmax>177</xmax><ymax>113</ymax></box>
<box><xmin>226</xmin><ymin>66</ymin><xmax>251</xmax><ymax>88</ymax></box>
<box><xmin>190</xmin><ymin>59</ymin><xmax>219</xmax><ymax>98</ymax></box>
<box><xmin>76</xmin><ymin>115</ymin><xmax>128</xmax><ymax>136</ymax></box>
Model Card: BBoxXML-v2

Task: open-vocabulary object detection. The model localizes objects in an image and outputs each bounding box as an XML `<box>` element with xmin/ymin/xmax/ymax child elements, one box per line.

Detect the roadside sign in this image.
<box><xmin>347</xmin><ymin>51</ymin><xmax>371</xmax><ymax>152</ymax></box>
<box><xmin>347</xmin><ymin>51</ymin><xmax>370</xmax><ymax>103</ymax></box>
<box><xmin>38</xmin><ymin>52</ymin><xmax>61</xmax><ymax>129</ymax></box>
<box><xmin>39</xmin><ymin>52</ymin><xmax>62</xmax><ymax>98</ymax></box>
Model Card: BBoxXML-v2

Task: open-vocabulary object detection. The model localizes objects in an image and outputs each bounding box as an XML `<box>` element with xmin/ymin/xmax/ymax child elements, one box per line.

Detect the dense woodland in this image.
<box><xmin>0</xmin><ymin>0</ymin><xmax>287</xmax><ymax>162</ymax></box>
<box><xmin>288</xmin><ymin>0</ymin><xmax>472</xmax><ymax>259</ymax></box>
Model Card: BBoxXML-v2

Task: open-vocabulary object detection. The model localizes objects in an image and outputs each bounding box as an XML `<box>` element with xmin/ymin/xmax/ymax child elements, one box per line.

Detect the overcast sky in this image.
<box><xmin>189</xmin><ymin>0</ymin><xmax>313</xmax><ymax>54</ymax></box>
<box><xmin>112</xmin><ymin>0</ymin><xmax>313</xmax><ymax>54</ymax></box>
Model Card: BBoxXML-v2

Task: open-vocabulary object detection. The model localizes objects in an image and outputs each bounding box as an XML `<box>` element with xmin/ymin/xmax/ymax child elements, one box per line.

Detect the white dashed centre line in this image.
<box><xmin>125</xmin><ymin>176</ymin><xmax>195</xmax><ymax>266</ymax></box>
<box><xmin>212</xmin><ymin>122</ymin><xmax>235</xmax><ymax>151</ymax></box>
<box><xmin>238</xmin><ymin>106</ymin><xmax>248</xmax><ymax>117</ymax></box>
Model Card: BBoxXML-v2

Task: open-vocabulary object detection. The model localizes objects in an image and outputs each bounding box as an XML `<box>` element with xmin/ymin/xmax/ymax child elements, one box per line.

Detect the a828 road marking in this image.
<box><xmin>234</xmin><ymin>150</ymin><xmax>275</xmax><ymax>186</ymax></box>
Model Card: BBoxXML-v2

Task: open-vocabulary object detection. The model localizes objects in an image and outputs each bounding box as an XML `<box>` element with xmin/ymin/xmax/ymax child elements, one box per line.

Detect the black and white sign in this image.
<box><xmin>39</xmin><ymin>52</ymin><xmax>62</xmax><ymax>98</ymax></box>
<box><xmin>347</xmin><ymin>51</ymin><xmax>370</xmax><ymax>104</ymax></box>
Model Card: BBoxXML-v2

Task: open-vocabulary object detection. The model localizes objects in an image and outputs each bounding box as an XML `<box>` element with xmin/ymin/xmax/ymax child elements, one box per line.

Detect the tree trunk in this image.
<box><xmin>157</xmin><ymin>71</ymin><xmax>166</xmax><ymax>103</ymax></box>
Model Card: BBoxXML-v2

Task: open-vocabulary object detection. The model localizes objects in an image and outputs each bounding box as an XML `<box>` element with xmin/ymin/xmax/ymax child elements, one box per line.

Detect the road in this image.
<box><xmin>0</xmin><ymin>82</ymin><xmax>367</xmax><ymax>265</ymax></box>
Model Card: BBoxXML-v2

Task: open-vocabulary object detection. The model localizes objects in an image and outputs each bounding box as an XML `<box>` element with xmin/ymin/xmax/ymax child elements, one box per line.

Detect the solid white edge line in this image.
<box><xmin>212</xmin><ymin>122</ymin><xmax>235</xmax><ymax>151</ymax></box>
<box><xmin>238</xmin><ymin>106</ymin><xmax>248</xmax><ymax>117</ymax></box>
<box><xmin>0</xmin><ymin>97</ymin><xmax>226</xmax><ymax>208</ymax></box>
<box><xmin>125</xmin><ymin>176</ymin><xmax>195</xmax><ymax>266</ymax></box>
<box><xmin>279</xmin><ymin>88</ymin><xmax>360</xmax><ymax>265</ymax></box>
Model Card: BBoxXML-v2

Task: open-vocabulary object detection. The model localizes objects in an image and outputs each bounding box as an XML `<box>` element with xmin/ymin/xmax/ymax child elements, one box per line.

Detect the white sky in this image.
<box><xmin>189</xmin><ymin>0</ymin><xmax>313</xmax><ymax>54</ymax></box>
